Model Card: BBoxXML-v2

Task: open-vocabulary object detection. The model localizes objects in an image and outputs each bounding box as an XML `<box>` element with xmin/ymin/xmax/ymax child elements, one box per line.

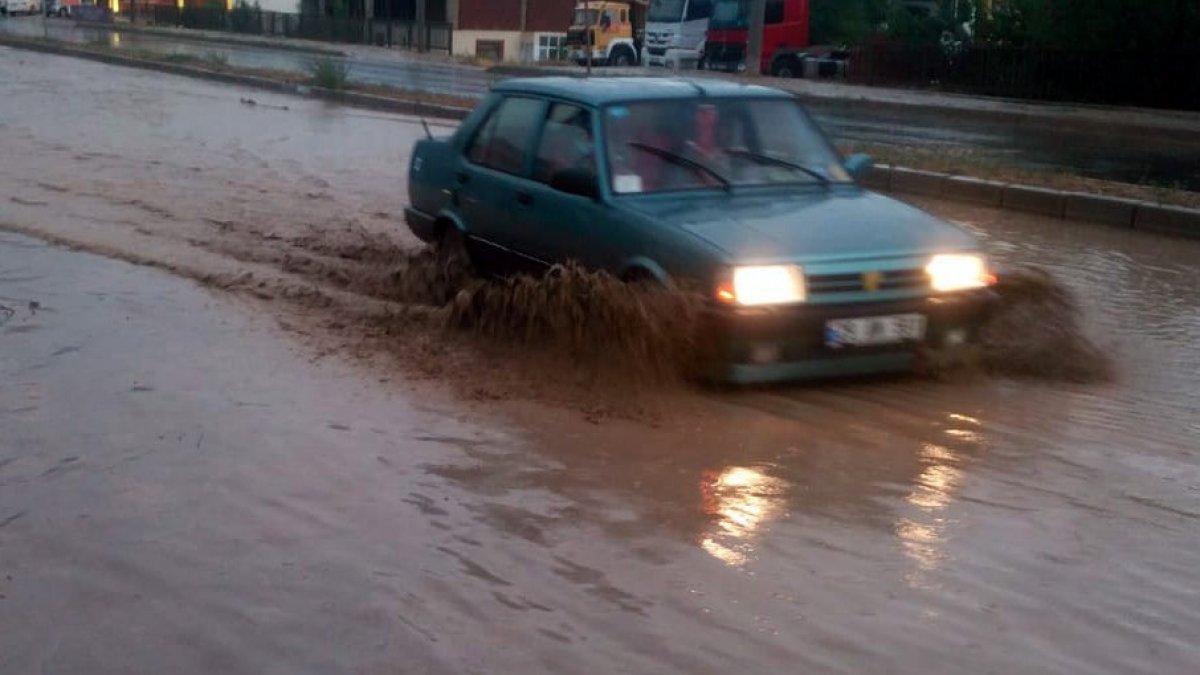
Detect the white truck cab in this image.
<box><xmin>642</xmin><ymin>0</ymin><xmax>713</xmax><ymax>69</ymax></box>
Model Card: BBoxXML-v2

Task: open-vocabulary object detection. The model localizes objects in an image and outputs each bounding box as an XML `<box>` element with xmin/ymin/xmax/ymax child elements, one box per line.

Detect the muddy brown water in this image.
<box><xmin>3</xmin><ymin>49</ymin><xmax>1200</xmax><ymax>674</ymax></box>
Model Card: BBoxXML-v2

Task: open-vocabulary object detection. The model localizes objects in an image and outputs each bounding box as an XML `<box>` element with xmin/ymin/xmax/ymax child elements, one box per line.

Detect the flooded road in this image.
<box><xmin>4</xmin><ymin>17</ymin><xmax>1200</xmax><ymax>190</ymax></box>
<box><xmin>3</xmin><ymin>49</ymin><xmax>1200</xmax><ymax>674</ymax></box>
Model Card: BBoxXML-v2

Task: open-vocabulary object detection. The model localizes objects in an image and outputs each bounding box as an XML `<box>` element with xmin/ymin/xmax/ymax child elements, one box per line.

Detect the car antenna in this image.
<box><xmin>421</xmin><ymin>118</ymin><xmax>433</xmax><ymax>140</ymax></box>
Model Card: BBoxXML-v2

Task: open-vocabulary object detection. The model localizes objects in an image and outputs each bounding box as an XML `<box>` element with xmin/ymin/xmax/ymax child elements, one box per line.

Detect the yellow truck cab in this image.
<box><xmin>565</xmin><ymin>1</ymin><xmax>646</xmax><ymax>67</ymax></box>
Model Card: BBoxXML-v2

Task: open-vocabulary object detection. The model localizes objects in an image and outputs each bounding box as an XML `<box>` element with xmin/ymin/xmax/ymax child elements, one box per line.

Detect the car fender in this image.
<box><xmin>618</xmin><ymin>256</ymin><xmax>670</xmax><ymax>285</ymax></box>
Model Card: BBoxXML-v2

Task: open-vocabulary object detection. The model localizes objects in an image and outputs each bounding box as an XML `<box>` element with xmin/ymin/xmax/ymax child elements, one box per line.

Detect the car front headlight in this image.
<box><xmin>926</xmin><ymin>253</ymin><xmax>991</xmax><ymax>292</ymax></box>
<box><xmin>717</xmin><ymin>265</ymin><xmax>807</xmax><ymax>306</ymax></box>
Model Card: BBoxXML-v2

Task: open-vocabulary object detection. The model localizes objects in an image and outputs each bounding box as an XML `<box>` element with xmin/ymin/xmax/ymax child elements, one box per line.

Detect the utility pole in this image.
<box><xmin>744</xmin><ymin>0</ymin><xmax>765</xmax><ymax>77</ymax></box>
<box><xmin>585</xmin><ymin>0</ymin><xmax>592</xmax><ymax>76</ymax></box>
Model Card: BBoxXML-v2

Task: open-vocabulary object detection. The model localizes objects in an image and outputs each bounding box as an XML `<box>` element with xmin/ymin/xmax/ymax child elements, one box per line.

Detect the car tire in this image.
<box><xmin>58</xmin><ymin>7</ymin><xmax>67</xmax><ymax>17</ymax></box>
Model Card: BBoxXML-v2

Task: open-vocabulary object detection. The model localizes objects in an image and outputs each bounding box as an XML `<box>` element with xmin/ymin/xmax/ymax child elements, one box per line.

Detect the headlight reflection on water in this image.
<box><xmin>699</xmin><ymin>466</ymin><xmax>788</xmax><ymax>567</ymax></box>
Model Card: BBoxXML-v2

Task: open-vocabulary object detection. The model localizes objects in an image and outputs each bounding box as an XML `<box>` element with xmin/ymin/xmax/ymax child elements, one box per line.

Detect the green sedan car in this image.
<box><xmin>405</xmin><ymin>77</ymin><xmax>996</xmax><ymax>383</ymax></box>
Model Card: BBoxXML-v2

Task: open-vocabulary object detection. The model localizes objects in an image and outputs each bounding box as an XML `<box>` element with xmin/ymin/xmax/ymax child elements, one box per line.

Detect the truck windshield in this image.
<box><xmin>604</xmin><ymin>98</ymin><xmax>851</xmax><ymax>195</ymax></box>
<box><xmin>710</xmin><ymin>0</ymin><xmax>748</xmax><ymax>29</ymax></box>
<box><xmin>647</xmin><ymin>0</ymin><xmax>686</xmax><ymax>22</ymax></box>
<box><xmin>572</xmin><ymin>8</ymin><xmax>600</xmax><ymax>25</ymax></box>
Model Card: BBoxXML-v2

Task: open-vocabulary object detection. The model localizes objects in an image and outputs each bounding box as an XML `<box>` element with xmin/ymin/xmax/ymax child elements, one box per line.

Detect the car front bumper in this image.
<box><xmin>709</xmin><ymin>289</ymin><xmax>997</xmax><ymax>384</ymax></box>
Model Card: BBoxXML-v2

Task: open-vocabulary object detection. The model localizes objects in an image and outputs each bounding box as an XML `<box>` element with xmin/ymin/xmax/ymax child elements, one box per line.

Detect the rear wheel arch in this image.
<box><xmin>433</xmin><ymin>212</ymin><xmax>467</xmax><ymax>240</ymax></box>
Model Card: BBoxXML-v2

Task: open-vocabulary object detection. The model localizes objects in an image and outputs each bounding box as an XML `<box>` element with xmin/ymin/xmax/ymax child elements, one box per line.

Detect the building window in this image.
<box><xmin>537</xmin><ymin>34</ymin><xmax>567</xmax><ymax>61</ymax></box>
<box><xmin>476</xmin><ymin>40</ymin><xmax>505</xmax><ymax>62</ymax></box>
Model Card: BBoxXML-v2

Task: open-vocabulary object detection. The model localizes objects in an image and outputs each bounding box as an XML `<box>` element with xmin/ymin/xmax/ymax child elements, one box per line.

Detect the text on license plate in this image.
<box><xmin>825</xmin><ymin>314</ymin><xmax>926</xmax><ymax>348</ymax></box>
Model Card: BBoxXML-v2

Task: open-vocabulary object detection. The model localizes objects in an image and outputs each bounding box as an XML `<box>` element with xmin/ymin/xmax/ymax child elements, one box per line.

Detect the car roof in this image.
<box><xmin>491</xmin><ymin>77</ymin><xmax>795</xmax><ymax>106</ymax></box>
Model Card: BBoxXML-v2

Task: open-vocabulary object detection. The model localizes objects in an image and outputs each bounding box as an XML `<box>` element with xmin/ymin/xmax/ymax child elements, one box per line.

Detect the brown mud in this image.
<box><xmin>271</xmin><ymin>237</ymin><xmax>1112</xmax><ymax>392</ymax></box>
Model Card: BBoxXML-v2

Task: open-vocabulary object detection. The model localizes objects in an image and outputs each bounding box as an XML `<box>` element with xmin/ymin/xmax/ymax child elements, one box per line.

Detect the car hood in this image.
<box><xmin>624</xmin><ymin>189</ymin><xmax>980</xmax><ymax>264</ymax></box>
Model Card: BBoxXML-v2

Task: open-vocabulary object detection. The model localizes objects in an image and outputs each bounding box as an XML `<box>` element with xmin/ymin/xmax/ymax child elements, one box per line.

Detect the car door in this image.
<box><xmin>515</xmin><ymin>101</ymin><xmax>614</xmax><ymax>270</ymax></box>
<box><xmin>456</xmin><ymin>95</ymin><xmax>547</xmax><ymax>271</ymax></box>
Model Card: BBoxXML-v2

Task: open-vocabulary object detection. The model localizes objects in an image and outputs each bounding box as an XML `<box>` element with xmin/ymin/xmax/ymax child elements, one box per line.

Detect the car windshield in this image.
<box><xmin>648</xmin><ymin>0</ymin><xmax>686</xmax><ymax>22</ymax></box>
<box><xmin>604</xmin><ymin>98</ymin><xmax>851</xmax><ymax>195</ymax></box>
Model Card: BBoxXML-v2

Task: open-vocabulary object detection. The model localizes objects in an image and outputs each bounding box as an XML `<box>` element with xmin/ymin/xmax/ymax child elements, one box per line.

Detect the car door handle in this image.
<box><xmin>515</xmin><ymin>191</ymin><xmax>533</xmax><ymax>206</ymax></box>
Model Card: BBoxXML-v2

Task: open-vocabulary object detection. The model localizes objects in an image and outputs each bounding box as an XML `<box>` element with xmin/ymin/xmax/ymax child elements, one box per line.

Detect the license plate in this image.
<box><xmin>825</xmin><ymin>314</ymin><xmax>926</xmax><ymax>348</ymax></box>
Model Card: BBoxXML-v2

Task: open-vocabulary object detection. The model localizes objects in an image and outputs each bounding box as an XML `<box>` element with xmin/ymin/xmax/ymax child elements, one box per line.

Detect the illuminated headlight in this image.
<box><xmin>717</xmin><ymin>265</ymin><xmax>807</xmax><ymax>306</ymax></box>
<box><xmin>926</xmin><ymin>254</ymin><xmax>990</xmax><ymax>292</ymax></box>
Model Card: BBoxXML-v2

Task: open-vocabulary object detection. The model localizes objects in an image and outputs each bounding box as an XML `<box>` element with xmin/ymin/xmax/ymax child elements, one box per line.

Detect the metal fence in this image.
<box><xmin>848</xmin><ymin>43</ymin><xmax>1200</xmax><ymax>111</ymax></box>
<box><xmin>134</xmin><ymin>6</ymin><xmax>452</xmax><ymax>53</ymax></box>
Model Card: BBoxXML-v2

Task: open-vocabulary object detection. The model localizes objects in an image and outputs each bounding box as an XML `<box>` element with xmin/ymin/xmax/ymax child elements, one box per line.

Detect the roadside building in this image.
<box><xmin>453</xmin><ymin>0</ymin><xmax>574</xmax><ymax>63</ymax></box>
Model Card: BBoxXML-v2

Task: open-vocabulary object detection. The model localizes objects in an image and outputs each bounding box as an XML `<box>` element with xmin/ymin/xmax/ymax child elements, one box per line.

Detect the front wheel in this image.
<box><xmin>608</xmin><ymin>47</ymin><xmax>634</xmax><ymax>68</ymax></box>
<box><xmin>771</xmin><ymin>58</ymin><xmax>802</xmax><ymax>79</ymax></box>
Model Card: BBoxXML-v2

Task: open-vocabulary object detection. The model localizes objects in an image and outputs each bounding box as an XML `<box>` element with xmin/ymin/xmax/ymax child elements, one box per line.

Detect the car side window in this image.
<box><xmin>465</xmin><ymin>96</ymin><xmax>544</xmax><ymax>175</ymax></box>
<box><xmin>533</xmin><ymin>103</ymin><xmax>595</xmax><ymax>185</ymax></box>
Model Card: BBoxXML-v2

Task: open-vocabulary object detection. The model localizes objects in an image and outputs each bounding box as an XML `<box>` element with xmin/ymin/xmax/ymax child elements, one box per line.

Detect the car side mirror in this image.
<box><xmin>550</xmin><ymin>167</ymin><xmax>601</xmax><ymax>200</ymax></box>
<box><xmin>844</xmin><ymin>153</ymin><xmax>874</xmax><ymax>179</ymax></box>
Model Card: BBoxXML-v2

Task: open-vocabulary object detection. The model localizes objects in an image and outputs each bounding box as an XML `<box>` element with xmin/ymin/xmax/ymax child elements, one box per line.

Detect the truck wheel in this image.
<box><xmin>608</xmin><ymin>46</ymin><xmax>634</xmax><ymax>68</ymax></box>
<box><xmin>772</xmin><ymin>57</ymin><xmax>802</xmax><ymax>79</ymax></box>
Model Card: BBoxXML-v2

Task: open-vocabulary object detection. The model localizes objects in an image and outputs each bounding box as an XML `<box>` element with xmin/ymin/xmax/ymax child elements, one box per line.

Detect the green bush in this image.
<box><xmin>307</xmin><ymin>56</ymin><xmax>351</xmax><ymax>90</ymax></box>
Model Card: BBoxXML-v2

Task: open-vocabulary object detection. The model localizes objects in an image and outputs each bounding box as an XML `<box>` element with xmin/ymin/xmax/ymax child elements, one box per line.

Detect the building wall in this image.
<box><xmin>456</xmin><ymin>0</ymin><xmax>574</xmax><ymax>32</ymax></box>
<box><xmin>452</xmin><ymin>29</ymin><xmax>523</xmax><ymax>61</ymax></box>
<box><xmin>453</xmin><ymin>28</ymin><xmax>568</xmax><ymax>62</ymax></box>
<box><xmin>456</xmin><ymin>0</ymin><xmax>522</xmax><ymax>30</ymax></box>
<box><xmin>524</xmin><ymin>0</ymin><xmax>575</xmax><ymax>33</ymax></box>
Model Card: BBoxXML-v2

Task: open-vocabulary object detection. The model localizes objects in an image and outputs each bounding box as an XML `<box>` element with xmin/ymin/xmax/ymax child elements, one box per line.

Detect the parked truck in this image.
<box><xmin>703</xmin><ymin>0</ymin><xmax>849</xmax><ymax>78</ymax></box>
<box><xmin>564</xmin><ymin>1</ymin><xmax>647</xmax><ymax>67</ymax></box>
<box><xmin>642</xmin><ymin>0</ymin><xmax>714</xmax><ymax>69</ymax></box>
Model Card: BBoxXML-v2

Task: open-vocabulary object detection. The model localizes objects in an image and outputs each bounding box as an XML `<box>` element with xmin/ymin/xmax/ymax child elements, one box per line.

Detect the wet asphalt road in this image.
<box><xmin>3</xmin><ymin>47</ymin><xmax>1200</xmax><ymax>674</ymax></box>
<box><xmin>3</xmin><ymin>15</ymin><xmax>1200</xmax><ymax>190</ymax></box>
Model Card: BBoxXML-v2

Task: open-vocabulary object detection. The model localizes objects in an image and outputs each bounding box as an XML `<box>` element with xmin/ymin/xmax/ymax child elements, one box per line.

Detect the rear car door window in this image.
<box><xmin>534</xmin><ymin>103</ymin><xmax>595</xmax><ymax>184</ymax></box>
<box><xmin>465</xmin><ymin>97</ymin><xmax>544</xmax><ymax>175</ymax></box>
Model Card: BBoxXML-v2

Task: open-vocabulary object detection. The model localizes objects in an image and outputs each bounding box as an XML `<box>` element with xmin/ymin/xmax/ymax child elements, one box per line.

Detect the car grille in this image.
<box><xmin>807</xmin><ymin>269</ymin><xmax>928</xmax><ymax>294</ymax></box>
<box><xmin>647</xmin><ymin>47</ymin><xmax>667</xmax><ymax>56</ymax></box>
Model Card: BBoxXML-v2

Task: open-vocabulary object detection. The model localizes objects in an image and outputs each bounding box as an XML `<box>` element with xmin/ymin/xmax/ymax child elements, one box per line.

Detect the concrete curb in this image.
<box><xmin>74</xmin><ymin>19</ymin><xmax>346</xmax><ymax>57</ymax></box>
<box><xmin>4</xmin><ymin>36</ymin><xmax>1198</xmax><ymax>239</ymax></box>
<box><xmin>869</xmin><ymin>164</ymin><xmax>1200</xmax><ymax>239</ymax></box>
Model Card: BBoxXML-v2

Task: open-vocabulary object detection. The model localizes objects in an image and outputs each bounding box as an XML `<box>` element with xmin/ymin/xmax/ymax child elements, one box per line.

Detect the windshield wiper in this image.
<box><xmin>725</xmin><ymin>149</ymin><xmax>831</xmax><ymax>187</ymax></box>
<box><xmin>627</xmin><ymin>141</ymin><xmax>731</xmax><ymax>191</ymax></box>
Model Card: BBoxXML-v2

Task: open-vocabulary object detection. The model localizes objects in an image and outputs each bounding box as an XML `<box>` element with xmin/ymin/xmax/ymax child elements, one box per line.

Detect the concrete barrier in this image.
<box><xmin>1063</xmin><ymin>193</ymin><xmax>1139</xmax><ymax>227</ymax></box>
<box><xmin>1134</xmin><ymin>204</ymin><xmax>1200</xmax><ymax>237</ymax></box>
<box><xmin>941</xmin><ymin>176</ymin><xmax>1004</xmax><ymax>207</ymax></box>
<box><xmin>890</xmin><ymin>168</ymin><xmax>944</xmax><ymax>197</ymax></box>
<box><xmin>1002</xmin><ymin>185</ymin><xmax>1066</xmax><ymax>218</ymax></box>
